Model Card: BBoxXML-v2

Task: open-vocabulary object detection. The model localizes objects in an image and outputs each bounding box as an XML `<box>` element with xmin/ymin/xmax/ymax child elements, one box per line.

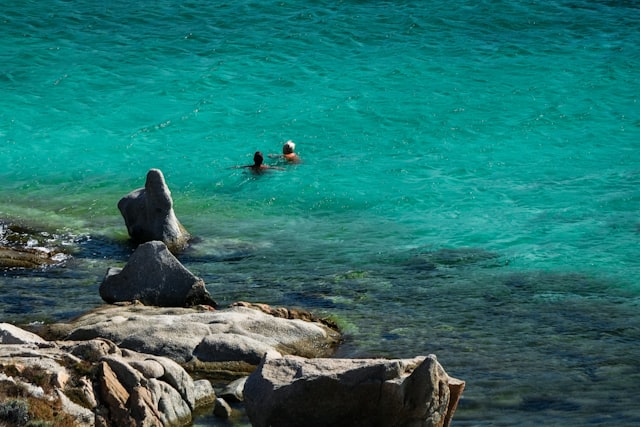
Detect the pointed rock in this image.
<box><xmin>118</xmin><ymin>168</ymin><xmax>190</xmax><ymax>252</ymax></box>
<box><xmin>99</xmin><ymin>241</ymin><xmax>217</xmax><ymax>307</ymax></box>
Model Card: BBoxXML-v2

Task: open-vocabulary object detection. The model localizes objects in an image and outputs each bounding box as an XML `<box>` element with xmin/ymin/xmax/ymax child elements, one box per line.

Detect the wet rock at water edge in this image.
<box><xmin>99</xmin><ymin>240</ymin><xmax>217</xmax><ymax>308</ymax></box>
<box><xmin>118</xmin><ymin>168</ymin><xmax>191</xmax><ymax>253</ymax></box>
<box><xmin>51</xmin><ymin>303</ymin><xmax>341</xmax><ymax>378</ymax></box>
<box><xmin>244</xmin><ymin>353</ymin><xmax>465</xmax><ymax>427</ymax></box>
<box><xmin>0</xmin><ymin>221</ymin><xmax>70</xmax><ymax>270</ymax></box>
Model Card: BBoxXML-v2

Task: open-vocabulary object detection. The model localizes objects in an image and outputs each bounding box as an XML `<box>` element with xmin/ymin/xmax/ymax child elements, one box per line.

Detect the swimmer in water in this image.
<box><xmin>269</xmin><ymin>140</ymin><xmax>301</xmax><ymax>164</ymax></box>
<box><xmin>234</xmin><ymin>151</ymin><xmax>283</xmax><ymax>174</ymax></box>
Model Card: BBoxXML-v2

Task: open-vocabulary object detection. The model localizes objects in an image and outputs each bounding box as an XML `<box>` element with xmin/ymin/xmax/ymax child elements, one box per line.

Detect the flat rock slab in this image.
<box><xmin>45</xmin><ymin>304</ymin><xmax>341</xmax><ymax>379</ymax></box>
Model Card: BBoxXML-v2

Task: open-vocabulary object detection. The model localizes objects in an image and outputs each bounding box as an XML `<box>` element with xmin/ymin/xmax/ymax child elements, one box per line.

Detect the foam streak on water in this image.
<box><xmin>1</xmin><ymin>1</ymin><xmax>640</xmax><ymax>425</ymax></box>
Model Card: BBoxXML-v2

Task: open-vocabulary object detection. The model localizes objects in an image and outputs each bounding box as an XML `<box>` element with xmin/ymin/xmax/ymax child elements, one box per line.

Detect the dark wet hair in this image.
<box><xmin>254</xmin><ymin>151</ymin><xmax>264</xmax><ymax>165</ymax></box>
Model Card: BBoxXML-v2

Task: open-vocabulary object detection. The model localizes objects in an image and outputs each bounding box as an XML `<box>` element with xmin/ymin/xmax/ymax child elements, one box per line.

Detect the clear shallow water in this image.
<box><xmin>1</xmin><ymin>0</ymin><xmax>639</xmax><ymax>425</ymax></box>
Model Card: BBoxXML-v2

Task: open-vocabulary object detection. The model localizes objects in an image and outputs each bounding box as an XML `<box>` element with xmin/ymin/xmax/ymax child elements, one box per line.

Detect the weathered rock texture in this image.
<box><xmin>0</xmin><ymin>324</ymin><xmax>215</xmax><ymax>427</ymax></box>
<box><xmin>44</xmin><ymin>304</ymin><xmax>341</xmax><ymax>379</ymax></box>
<box><xmin>99</xmin><ymin>240</ymin><xmax>216</xmax><ymax>307</ymax></box>
<box><xmin>244</xmin><ymin>354</ymin><xmax>465</xmax><ymax>427</ymax></box>
<box><xmin>118</xmin><ymin>169</ymin><xmax>190</xmax><ymax>252</ymax></box>
<box><xmin>0</xmin><ymin>322</ymin><xmax>48</xmax><ymax>345</ymax></box>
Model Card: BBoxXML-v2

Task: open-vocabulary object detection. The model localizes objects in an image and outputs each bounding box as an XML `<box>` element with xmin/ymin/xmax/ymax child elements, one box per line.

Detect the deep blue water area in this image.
<box><xmin>1</xmin><ymin>1</ymin><xmax>639</xmax><ymax>425</ymax></box>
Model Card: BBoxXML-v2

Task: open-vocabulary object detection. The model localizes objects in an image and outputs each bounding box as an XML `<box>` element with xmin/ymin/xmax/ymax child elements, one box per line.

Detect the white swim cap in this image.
<box><xmin>284</xmin><ymin>140</ymin><xmax>295</xmax><ymax>153</ymax></box>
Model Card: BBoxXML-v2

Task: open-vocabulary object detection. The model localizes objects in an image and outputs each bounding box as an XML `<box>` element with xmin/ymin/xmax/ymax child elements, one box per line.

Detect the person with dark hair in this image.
<box><xmin>234</xmin><ymin>151</ymin><xmax>283</xmax><ymax>174</ymax></box>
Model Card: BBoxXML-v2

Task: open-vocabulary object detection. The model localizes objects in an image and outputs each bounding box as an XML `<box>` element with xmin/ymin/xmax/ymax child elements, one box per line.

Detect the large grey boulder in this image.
<box><xmin>243</xmin><ymin>354</ymin><xmax>465</xmax><ymax>427</ymax></box>
<box><xmin>118</xmin><ymin>169</ymin><xmax>190</xmax><ymax>252</ymax></box>
<box><xmin>99</xmin><ymin>240</ymin><xmax>217</xmax><ymax>308</ymax></box>
<box><xmin>0</xmin><ymin>324</ymin><xmax>216</xmax><ymax>427</ymax></box>
<box><xmin>51</xmin><ymin>304</ymin><xmax>341</xmax><ymax>379</ymax></box>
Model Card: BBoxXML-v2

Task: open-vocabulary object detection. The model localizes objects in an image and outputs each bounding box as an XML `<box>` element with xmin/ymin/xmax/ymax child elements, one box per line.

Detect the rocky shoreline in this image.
<box><xmin>1</xmin><ymin>169</ymin><xmax>465</xmax><ymax>426</ymax></box>
<box><xmin>0</xmin><ymin>300</ymin><xmax>342</xmax><ymax>426</ymax></box>
<box><xmin>1</xmin><ymin>303</ymin><xmax>464</xmax><ymax>427</ymax></box>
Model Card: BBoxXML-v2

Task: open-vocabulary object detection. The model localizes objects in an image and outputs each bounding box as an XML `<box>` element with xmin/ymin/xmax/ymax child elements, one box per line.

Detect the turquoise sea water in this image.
<box><xmin>2</xmin><ymin>0</ymin><xmax>639</xmax><ymax>425</ymax></box>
